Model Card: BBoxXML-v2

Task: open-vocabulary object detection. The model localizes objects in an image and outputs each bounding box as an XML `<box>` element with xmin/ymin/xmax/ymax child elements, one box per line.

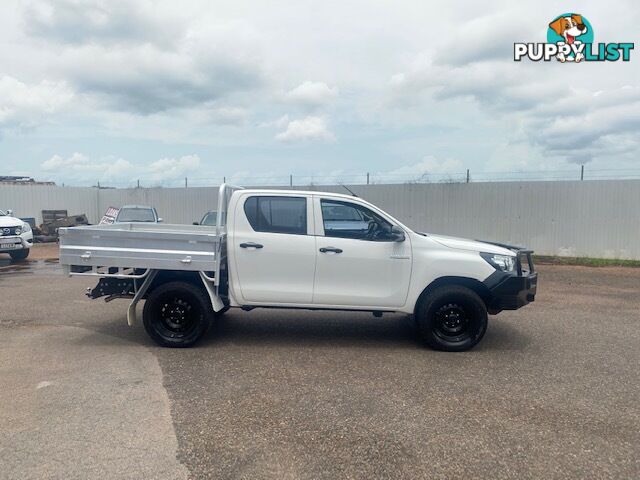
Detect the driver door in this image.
<box><xmin>312</xmin><ymin>197</ymin><xmax>412</xmax><ymax>308</ymax></box>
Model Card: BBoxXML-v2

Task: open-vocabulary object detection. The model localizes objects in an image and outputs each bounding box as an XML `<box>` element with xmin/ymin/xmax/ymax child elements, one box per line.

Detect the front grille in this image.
<box><xmin>1</xmin><ymin>226</ymin><xmax>19</xmax><ymax>236</ymax></box>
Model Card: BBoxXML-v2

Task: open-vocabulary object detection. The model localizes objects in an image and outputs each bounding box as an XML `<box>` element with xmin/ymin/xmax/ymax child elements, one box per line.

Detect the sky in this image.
<box><xmin>0</xmin><ymin>0</ymin><xmax>639</xmax><ymax>187</ymax></box>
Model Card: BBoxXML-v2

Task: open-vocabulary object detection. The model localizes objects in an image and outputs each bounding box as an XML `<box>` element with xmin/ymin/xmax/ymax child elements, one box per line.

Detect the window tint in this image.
<box><xmin>321</xmin><ymin>199</ymin><xmax>392</xmax><ymax>240</ymax></box>
<box><xmin>117</xmin><ymin>208</ymin><xmax>156</xmax><ymax>222</ymax></box>
<box><xmin>244</xmin><ymin>196</ymin><xmax>307</xmax><ymax>235</ymax></box>
<box><xmin>201</xmin><ymin>212</ymin><xmax>217</xmax><ymax>226</ymax></box>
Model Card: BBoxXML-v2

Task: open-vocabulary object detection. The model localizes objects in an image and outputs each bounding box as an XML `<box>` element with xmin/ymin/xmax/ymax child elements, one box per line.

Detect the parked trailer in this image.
<box><xmin>60</xmin><ymin>184</ymin><xmax>537</xmax><ymax>351</ymax></box>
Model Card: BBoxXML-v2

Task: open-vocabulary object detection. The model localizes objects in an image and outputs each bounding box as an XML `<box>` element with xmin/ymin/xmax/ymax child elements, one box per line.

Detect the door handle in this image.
<box><xmin>319</xmin><ymin>247</ymin><xmax>343</xmax><ymax>254</ymax></box>
<box><xmin>240</xmin><ymin>242</ymin><xmax>264</xmax><ymax>249</ymax></box>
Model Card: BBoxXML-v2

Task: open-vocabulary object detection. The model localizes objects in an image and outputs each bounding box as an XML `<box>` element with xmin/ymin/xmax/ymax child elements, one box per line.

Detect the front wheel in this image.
<box><xmin>143</xmin><ymin>281</ymin><xmax>213</xmax><ymax>348</ymax></box>
<box><xmin>416</xmin><ymin>285</ymin><xmax>488</xmax><ymax>351</ymax></box>
<box><xmin>9</xmin><ymin>249</ymin><xmax>29</xmax><ymax>261</ymax></box>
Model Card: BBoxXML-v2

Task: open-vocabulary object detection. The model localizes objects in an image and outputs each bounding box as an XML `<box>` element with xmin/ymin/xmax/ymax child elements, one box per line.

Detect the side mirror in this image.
<box><xmin>192</xmin><ymin>222</ymin><xmax>199</xmax><ymax>225</ymax></box>
<box><xmin>6</xmin><ymin>209</ymin><xmax>13</xmax><ymax>216</ymax></box>
<box><xmin>390</xmin><ymin>225</ymin><xmax>405</xmax><ymax>242</ymax></box>
<box><xmin>157</xmin><ymin>218</ymin><xmax>163</xmax><ymax>223</ymax></box>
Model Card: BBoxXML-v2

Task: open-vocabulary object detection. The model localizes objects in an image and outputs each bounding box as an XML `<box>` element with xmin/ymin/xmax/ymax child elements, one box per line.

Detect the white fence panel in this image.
<box><xmin>2</xmin><ymin>180</ymin><xmax>639</xmax><ymax>259</ymax></box>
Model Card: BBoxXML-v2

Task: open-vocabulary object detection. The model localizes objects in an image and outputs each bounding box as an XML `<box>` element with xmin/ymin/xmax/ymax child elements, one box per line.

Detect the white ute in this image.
<box><xmin>0</xmin><ymin>209</ymin><xmax>33</xmax><ymax>260</ymax></box>
<box><xmin>60</xmin><ymin>184</ymin><xmax>537</xmax><ymax>351</ymax></box>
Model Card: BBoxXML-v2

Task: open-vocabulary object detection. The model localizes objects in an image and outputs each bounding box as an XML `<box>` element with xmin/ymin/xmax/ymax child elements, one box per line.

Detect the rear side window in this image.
<box><xmin>244</xmin><ymin>196</ymin><xmax>307</xmax><ymax>235</ymax></box>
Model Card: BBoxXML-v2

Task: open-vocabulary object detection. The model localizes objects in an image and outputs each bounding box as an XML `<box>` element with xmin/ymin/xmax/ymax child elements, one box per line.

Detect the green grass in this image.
<box><xmin>534</xmin><ymin>255</ymin><xmax>640</xmax><ymax>268</ymax></box>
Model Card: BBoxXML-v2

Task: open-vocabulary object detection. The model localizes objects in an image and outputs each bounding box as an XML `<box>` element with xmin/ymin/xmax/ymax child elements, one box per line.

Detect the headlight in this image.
<box><xmin>481</xmin><ymin>252</ymin><xmax>516</xmax><ymax>272</ymax></box>
<box><xmin>14</xmin><ymin>226</ymin><xmax>22</xmax><ymax>235</ymax></box>
<box><xmin>22</xmin><ymin>222</ymin><xmax>31</xmax><ymax>233</ymax></box>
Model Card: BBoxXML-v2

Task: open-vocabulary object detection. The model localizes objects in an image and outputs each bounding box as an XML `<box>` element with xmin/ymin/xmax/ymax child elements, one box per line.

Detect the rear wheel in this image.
<box><xmin>416</xmin><ymin>285</ymin><xmax>488</xmax><ymax>351</ymax></box>
<box><xmin>9</xmin><ymin>249</ymin><xmax>29</xmax><ymax>261</ymax></box>
<box><xmin>143</xmin><ymin>281</ymin><xmax>213</xmax><ymax>348</ymax></box>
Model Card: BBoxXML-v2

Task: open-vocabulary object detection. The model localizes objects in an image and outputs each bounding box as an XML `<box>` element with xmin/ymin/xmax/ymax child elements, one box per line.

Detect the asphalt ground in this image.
<box><xmin>1</xmin><ymin>245</ymin><xmax>639</xmax><ymax>479</ymax></box>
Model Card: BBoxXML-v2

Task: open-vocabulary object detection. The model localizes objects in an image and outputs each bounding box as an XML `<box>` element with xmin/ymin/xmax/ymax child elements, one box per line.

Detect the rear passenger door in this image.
<box><xmin>232</xmin><ymin>194</ymin><xmax>316</xmax><ymax>305</ymax></box>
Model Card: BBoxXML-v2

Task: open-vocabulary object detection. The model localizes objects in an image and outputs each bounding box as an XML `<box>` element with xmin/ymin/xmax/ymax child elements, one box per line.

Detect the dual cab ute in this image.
<box><xmin>60</xmin><ymin>185</ymin><xmax>537</xmax><ymax>351</ymax></box>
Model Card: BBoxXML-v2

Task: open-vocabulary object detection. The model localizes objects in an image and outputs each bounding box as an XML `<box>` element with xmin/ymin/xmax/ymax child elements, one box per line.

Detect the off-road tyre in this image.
<box><xmin>416</xmin><ymin>285</ymin><xmax>488</xmax><ymax>352</ymax></box>
<box><xmin>143</xmin><ymin>281</ymin><xmax>213</xmax><ymax>348</ymax></box>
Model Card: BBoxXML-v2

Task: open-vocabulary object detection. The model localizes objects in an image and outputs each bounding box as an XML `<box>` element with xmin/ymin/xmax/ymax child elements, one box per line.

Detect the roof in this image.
<box><xmin>241</xmin><ymin>189</ymin><xmax>358</xmax><ymax>199</ymax></box>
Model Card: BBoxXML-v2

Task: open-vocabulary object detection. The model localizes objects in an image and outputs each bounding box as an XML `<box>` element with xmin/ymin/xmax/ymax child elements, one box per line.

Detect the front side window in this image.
<box><xmin>321</xmin><ymin>199</ymin><xmax>393</xmax><ymax>240</ymax></box>
<box><xmin>244</xmin><ymin>196</ymin><xmax>307</xmax><ymax>235</ymax></box>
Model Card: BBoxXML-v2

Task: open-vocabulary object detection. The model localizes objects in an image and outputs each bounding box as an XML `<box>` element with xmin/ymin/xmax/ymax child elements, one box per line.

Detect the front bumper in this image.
<box><xmin>0</xmin><ymin>233</ymin><xmax>33</xmax><ymax>252</ymax></box>
<box><xmin>486</xmin><ymin>272</ymin><xmax>537</xmax><ymax>311</ymax></box>
<box><xmin>483</xmin><ymin>248</ymin><xmax>537</xmax><ymax>313</ymax></box>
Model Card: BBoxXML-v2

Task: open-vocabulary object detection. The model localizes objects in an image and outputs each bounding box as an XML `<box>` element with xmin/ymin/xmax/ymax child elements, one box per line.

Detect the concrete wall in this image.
<box><xmin>2</xmin><ymin>180</ymin><xmax>639</xmax><ymax>259</ymax></box>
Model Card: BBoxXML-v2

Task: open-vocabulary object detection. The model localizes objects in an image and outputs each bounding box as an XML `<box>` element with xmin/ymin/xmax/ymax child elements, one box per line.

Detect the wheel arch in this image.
<box><xmin>145</xmin><ymin>270</ymin><xmax>207</xmax><ymax>297</ymax></box>
<box><xmin>414</xmin><ymin>276</ymin><xmax>491</xmax><ymax>315</ymax></box>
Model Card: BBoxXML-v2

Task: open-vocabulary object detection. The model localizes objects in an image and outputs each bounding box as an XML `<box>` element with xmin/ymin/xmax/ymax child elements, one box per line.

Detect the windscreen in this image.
<box><xmin>117</xmin><ymin>208</ymin><xmax>156</xmax><ymax>222</ymax></box>
<box><xmin>201</xmin><ymin>212</ymin><xmax>217</xmax><ymax>226</ymax></box>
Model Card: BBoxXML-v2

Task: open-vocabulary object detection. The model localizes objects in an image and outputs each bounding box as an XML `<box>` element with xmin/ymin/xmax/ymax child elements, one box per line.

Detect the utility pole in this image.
<box><xmin>580</xmin><ymin>165</ymin><xmax>584</xmax><ymax>181</ymax></box>
<box><xmin>290</xmin><ymin>174</ymin><xmax>293</xmax><ymax>187</ymax></box>
<box><xmin>185</xmin><ymin>177</ymin><xmax>188</xmax><ymax>188</ymax></box>
<box><xmin>466</xmin><ymin>169</ymin><xmax>470</xmax><ymax>183</ymax></box>
<box><xmin>137</xmin><ymin>179</ymin><xmax>140</xmax><ymax>188</ymax></box>
<box><xmin>366</xmin><ymin>172</ymin><xmax>370</xmax><ymax>185</ymax></box>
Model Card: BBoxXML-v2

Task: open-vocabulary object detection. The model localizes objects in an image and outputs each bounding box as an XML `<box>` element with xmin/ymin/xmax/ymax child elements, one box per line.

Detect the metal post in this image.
<box><xmin>366</xmin><ymin>172</ymin><xmax>370</xmax><ymax>185</ymax></box>
<box><xmin>290</xmin><ymin>174</ymin><xmax>293</xmax><ymax>187</ymax></box>
<box><xmin>466</xmin><ymin>169</ymin><xmax>470</xmax><ymax>183</ymax></box>
<box><xmin>137</xmin><ymin>179</ymin><xmax>140</xmax><ymax>188</ymax></box>
<box><xmin>580</xmin><ymin>165</ymin><xmax>584</xmax><ymax>181</ymax></box>
<box><xmin>185</xmin><ymin>177</ymin><xmax>188</xmax><ymax>188</ymax></box>
<box><xmin>223</xmin><ymin>176</ymin><xmax>226</xmax><ymax>184</ymax></box>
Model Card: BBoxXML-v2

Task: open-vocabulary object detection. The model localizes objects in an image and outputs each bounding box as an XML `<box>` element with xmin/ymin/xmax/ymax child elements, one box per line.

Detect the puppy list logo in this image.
<box><xmin>514</xmin><ymin>13</ymin><xmax>634</xmax><ymax>62</ymax></box>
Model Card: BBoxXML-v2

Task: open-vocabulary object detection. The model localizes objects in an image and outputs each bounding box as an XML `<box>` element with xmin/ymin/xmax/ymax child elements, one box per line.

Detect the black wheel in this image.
<box><xmin>416</xmin><ymin>285</ymin><xmax>488</xmax><ymax>351</ymax></box>
<box><xmin>9</xmin><ymin>249</ymin><xmax>29</xmax><ymax>261</ymax></box>
<box><xmin>143</xmin><ymin>281</ymin><xmax>213</xmax><ymax>348</ymax></box>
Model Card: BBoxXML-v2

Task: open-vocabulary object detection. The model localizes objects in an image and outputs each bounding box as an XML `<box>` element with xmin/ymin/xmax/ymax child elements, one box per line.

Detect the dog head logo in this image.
<box><xmin>547</xmin><ymin>13</ymin><xmax>593</xmax><ymax>62</ymax></box>
<box><xmin>549</xmin><ymin>15</ymin><xmax>588</xmax><ymax>44</ymax></box>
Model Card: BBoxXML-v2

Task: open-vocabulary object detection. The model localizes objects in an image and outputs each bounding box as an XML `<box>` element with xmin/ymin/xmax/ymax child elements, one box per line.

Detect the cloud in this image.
<box><xmin>433</xmin><ymin>13</ymin><xmax>537</xmax><ymax>66</ymax></box>
<box><xmin>147</xmin><ymin>154</ymin><xmax>201</xmax><ymax>181</ymax></box>
<box><xmin>391</xmin><ymin>42</ymin><xmax>640</xmax><ymax>166</ymax></box>
<box><xmin>0</xmin><ymin>75</ymin><xmax>73</xmax><ymax>130</ymax></box>
<box><xmin>22</xmin><ymin>3</ymin><xmax>264</xmax><ymax>115</ymax></box>
<box><xmin>24</xmin><ymin>0</ymin><xmax>183</xmax><ymax>46</ymax></box>
<box><xmin>40</xmin><ymin>153</ymin><xmax>203</xmax><ymax>185</ymax></box>
<box><xmin>41</xmin><ymin>152</ymin><xmax>134</xmax><ymax>180</ymax></box>
<box><xmin>259</xmin><ymin>114</ymin><xmax>290</xmax><ymax>129</ymax></box>
<box><xmin>57</xmin><ymin>42</ymin><xmax>262</xmax><ymax>114</ymax></box>
<box><xmin>284</xmin><ymin>81</ymin><xmax>338</xmax><ymax>107</ymax></box>
<box><xmin>275</xmin><ymin>116</ymin><xmax>335</xmax><ymax>143</ymax></box>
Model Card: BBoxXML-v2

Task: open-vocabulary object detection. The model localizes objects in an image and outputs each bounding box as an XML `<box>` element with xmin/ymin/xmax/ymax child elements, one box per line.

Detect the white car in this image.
<box><xmin>59</xmin><ymin>184</ymin><xmax>537</xmax><ymax>351</ymax></box>
<box><xmin>0</xmin><ymin>209</ymin><xmax>34</xmax><ymax>260</ymax></box>
<box><xmin>115</xmin><ymin>205</ymin><xmax>162</xmax><ymax>223</ymax></box>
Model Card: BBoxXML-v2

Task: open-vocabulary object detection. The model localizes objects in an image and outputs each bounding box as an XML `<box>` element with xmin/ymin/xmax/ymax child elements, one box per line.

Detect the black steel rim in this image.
<box><xmin>157</xmin><ymin>295</ymin><xmax>199</xmax><ymax>336</ymax></box>
<box><xmin>434</xmin><ymin>303</ymin><xmax>472</xmax><ymax>343</ymax></box>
